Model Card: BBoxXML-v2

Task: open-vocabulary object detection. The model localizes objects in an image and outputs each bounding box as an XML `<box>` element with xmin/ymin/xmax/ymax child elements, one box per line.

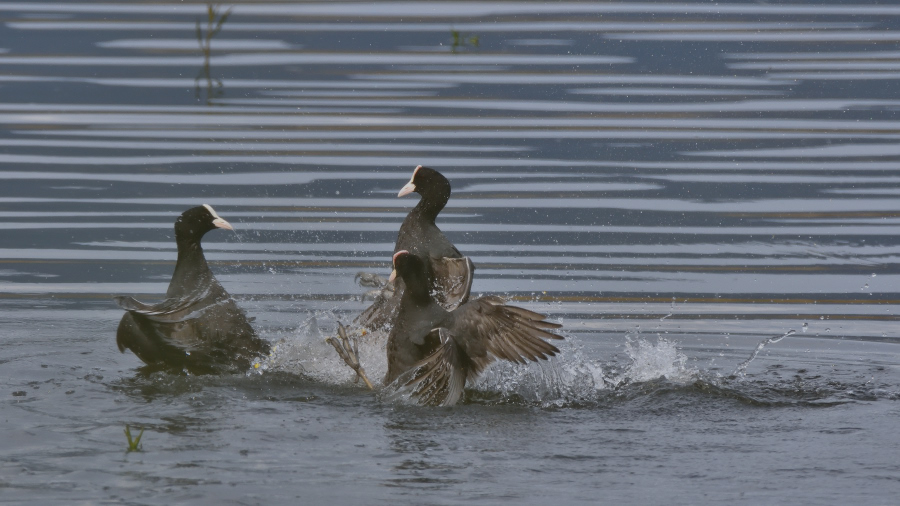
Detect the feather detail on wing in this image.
<box><xmin>355</xmin><ymin>256</ymin><xmax>473</xmax><ymax>331</ymax></box>
<box><xmin>431</xmin><ymin>256</ymin><xmax>474</xmax><ymax>310</ymax></box>
<box><xmin>114</xmin><ymin>283</ymin><xmax>265</xmax><ymax>372</ymax></box>
<box><xmin>397</xmin><ymin>328</ymin><xmax>467</xmax><ymax>406</ymax></box>
<box><xmin>116</xmin><ymin>310</ymin><xmax>206</xmax><ymax>353</ymax></box>
<box><xmin>450</xmin><ymin>297</ymin><xmax>564</xmax><ymax>377</ymax></box>
<box><xmin>113</xmin><ymin>284</ymin><xmax>229</xmax><ymax>323</ymax></box>
<box><xmin>353</xmin><ymin>278</ymin><xmax>400</xmax><ymax>330</ymax></box>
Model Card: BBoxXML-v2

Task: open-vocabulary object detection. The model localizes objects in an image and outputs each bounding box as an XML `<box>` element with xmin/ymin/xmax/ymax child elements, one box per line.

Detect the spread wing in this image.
<box><xmin>431</xmin><ymin>256</ymin><xmax>474</xmax><ymax>310</ymax></box>
<box><xmin>353</xmin><ymin>278</ymin><xmax>400</xmax><ymax>330</ymax></box>
<box><xmin>113</xmin><ymin>283</ymin><xmax>230</xmax><ymax>323</ymax></box>
<box><xmin>448</xmin><ymin>297</ymin><xmax>564</xmax><ymax>378</ymax></box>
<box><xmin>115</xmin><ymin>284</ymin><xmax>266</xmax><ymax>372</ymax></box>
<box><xmin>396</xmin><ymin>328</ymin><xmax>467</xmax><ymax>407</ymax></box>
<box><xmin>355</xmin><ymin>256</ymin><xmax>474</xmax><ymax>331</ymax></box>
<box><xmin>395</xmin><ymin>299</ymin><xmax>563</xmax><ymax>406</ymax></box>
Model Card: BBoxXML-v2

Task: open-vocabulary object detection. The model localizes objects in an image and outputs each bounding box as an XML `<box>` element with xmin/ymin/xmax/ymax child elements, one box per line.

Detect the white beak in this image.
<box><xmin>204</xmin><ymin>204</ymin><xmax>234</xmax><ymax>230</ymax></box>
<box><xmin>212</xmin><ymin>217</ymin><xmax>233</xmax><ymax>231</ymax></box>
<box><xmin>398</xmin><ymin>165</ymin><xmax>422</xmax><ymax>197</ymax></box>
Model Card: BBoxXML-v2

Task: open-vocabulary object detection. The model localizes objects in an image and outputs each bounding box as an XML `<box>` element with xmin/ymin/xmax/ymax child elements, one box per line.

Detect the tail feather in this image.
<box><xmin>398</xmin><ymin>329</ymin><xmax>467</xmax><ymax>407</ymax></box>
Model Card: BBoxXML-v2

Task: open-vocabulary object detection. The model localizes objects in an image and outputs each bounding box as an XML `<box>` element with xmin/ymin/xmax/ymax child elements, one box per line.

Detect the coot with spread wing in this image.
<box><xmin>384</xmin><ymin>250</ymin><xmax>563</xmax><ymax>406</ymax></box>
<box><xmin>114</xmin><ymin>205</ymin><xmax>268</xmax><ymax>373</ymax></box>
<box><xmin>355</xmin><ymin>166</ymin><xmax>472</xmax><ymax>330</ymax></box>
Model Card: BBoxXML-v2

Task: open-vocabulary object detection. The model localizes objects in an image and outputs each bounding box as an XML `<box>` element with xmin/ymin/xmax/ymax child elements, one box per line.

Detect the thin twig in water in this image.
<box><xmin>195</xmin><ymin>3</ymin><xmax>233</xmax><ymax>104</ymax></box>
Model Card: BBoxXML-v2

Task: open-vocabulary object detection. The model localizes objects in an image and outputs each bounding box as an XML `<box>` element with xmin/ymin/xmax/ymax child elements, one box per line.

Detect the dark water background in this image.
<box><xmin>2</xmin><ymin>1</ymin><xmax>900</xmax><ymax>504</ymax></box>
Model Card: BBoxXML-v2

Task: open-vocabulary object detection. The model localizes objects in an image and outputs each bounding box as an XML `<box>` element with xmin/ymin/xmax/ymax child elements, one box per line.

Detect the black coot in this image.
<box><xmin>356</xmin><ymin>166</ymin><xmax>472</xmax><ymax>330</ymax></box>
<box><xmin>385</xmin><ymin>250</ymin><xmax>563</xmax><ymax>406</ymax></box>
<box><xmin>114</xmin><ymin>205</ymin><xmax>268</xmax><ymax>373</ymax></box>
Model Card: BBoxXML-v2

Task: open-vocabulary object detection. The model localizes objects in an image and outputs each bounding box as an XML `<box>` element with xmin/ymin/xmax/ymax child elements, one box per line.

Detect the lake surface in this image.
<box><xmin>2</xmin><ymin>1</ymin><xmax>900</xmax><ymax>504</ymax></box>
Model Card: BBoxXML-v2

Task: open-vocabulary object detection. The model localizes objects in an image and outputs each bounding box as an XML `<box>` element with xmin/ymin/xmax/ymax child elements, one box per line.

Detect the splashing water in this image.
<box><xmin>253</xmin><ymin>313</ymin><xmax>390</xmax><ymax>386</ymax></box>
<box><xmin>249</xmin><ymin>304</ymin><xmax>701</xmax><ymax>407</ymax></box>
<box><xmin>472</xmin><ymin>331</ymin><xmax>696</xmax><ymax>406</ymax></box>
<box><xmin>472</xmin><ymin>336</ymin><xmax>608</xmax><ymax>406</ymax></box>
<box><xmin>620</xmin><ymin>334</ymin><xmax>696</xmax><ymax>384</ymax></box>
<box><xmin>251</xmin><ymin>316</ymin><xmax>800</xmax><ymax>407</ymax></box>
<box><xmin>731</xmin><ymin>330</ymin><xmax>796</xmax><ymax>378</ymax></box>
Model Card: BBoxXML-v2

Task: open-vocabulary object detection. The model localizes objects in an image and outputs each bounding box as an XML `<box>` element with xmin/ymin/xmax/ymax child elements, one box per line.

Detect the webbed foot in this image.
<box><xmin>325</xmin><ymin>322</ymin><xmax>375</xmax><ymax>390</ymax></box>
<box><xmin>355</xmin><ymin>272</ymin><xmax>388</xmax><ymax>288</ymax></box>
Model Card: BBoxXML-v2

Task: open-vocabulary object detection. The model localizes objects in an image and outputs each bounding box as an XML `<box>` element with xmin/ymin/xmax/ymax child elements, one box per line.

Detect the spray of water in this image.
<box><xmin>730</xmin><ymin>329</ymin><xmax>796</xmax><ymax>378</ymax></box>
<box><xmin>471</xmin><ymin>330</ymin><xmax>697</xmax><ymax>406</ymax></box>
<box><xmin>620</xmin><ymin>334</ymin><xmax>696</xmax><ymax>384</ymax></box>
<box><xmin>252</xmin><ymin>313</ymin><xmax>390</xmax><ymax>386</ymax></box>
<box><xmin>472</xmin><ymin>336</ymin><xmax>608</xmax><ymax>405</ymax></box>
<box><xmin>248</xmin><ymin>307</ymin><xmax>795</xmax><ymax>406</ymax></box>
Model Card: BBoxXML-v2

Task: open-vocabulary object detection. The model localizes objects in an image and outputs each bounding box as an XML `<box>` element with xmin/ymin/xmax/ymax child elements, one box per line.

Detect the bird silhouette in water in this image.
<box><xmin>332</xmin><ymin>250</ymin><xmax>564</xmax><ymax>406</ymax></box>
<box><xmin>114</xmin><ymin>205</ymin><xmax>268</xmax><ymax>373</ymax></box>
<box><xmin>355</xmin><ymin>166</ymin><xmax>472</xmax><ymax>331</ymax></box>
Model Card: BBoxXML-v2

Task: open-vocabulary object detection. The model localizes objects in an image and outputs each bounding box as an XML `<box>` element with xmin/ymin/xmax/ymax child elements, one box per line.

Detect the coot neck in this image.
<box><xmin>412</xmin><ymin>187</ymin><xmax>449</xmax><ymax>223</ymax></box>
<box><xmin>399</xmin><ymin>274</ymin><xmax>433</xmax><ymax>308</ymax></box>
<box><xmin>168</xmin><ymin>237</ymin><xmax>213</xmax><ymax>298</ymax></box>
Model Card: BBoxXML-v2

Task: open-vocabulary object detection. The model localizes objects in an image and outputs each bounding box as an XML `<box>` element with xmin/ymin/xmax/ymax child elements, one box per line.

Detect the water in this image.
<box><xmin>2</xmin><ymin>1</ymin><xmax>900</xmax><ymax>503</ymax></box>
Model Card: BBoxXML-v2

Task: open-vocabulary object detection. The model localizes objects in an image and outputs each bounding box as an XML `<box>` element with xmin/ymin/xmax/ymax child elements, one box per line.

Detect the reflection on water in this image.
<box><xmin>194</xmin><ymin>3</ymin><xmax>232</xmax><ymax>104</ymax></box>
<box><xmin>3</xmin><ymin>1</ymin><xmax>900</xmax><ymax>503</ymax></box>
<box><xmin>1</xmin><ymin>0</ymin><xmax>897</xmax><ymax>354</ymax></box>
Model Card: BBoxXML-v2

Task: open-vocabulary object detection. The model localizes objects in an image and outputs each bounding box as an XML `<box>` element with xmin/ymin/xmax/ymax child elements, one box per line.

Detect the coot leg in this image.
<box><xmin>326</xmin><ymin>322</ymin><xmax>375</xmax><ymax>390</ymax></box>
<box><xmin>354</xmin><ymin>272</ymin><xmax>389</xmax><ymax>288</ymax></box>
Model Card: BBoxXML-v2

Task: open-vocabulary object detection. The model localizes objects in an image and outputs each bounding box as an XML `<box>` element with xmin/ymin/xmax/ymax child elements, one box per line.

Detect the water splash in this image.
<box><xmin>472</xmin><ymin>336</ymin><xmax>608</xmax><ymax>406</ymax></box>
<box><xmin>253</xmin><ymin>313</ymin><xmax>389</xmax><ymax>386</ymax></box>
<box><xmin>620</xmin><ymin>334</ymin><xmax>696</xmax><ymax>384</ymax></box>
<box><xmin>471</xmin><ymin>331</ymin><xmax>696</xmax><ymax>406</ymax></box>
<box><xmin>250</xmin><ymin>308</ymin><xmax>792</xmax><ymax>408</ymax></box>
<box><xmin>731</xmin><ymin>329</ymin><xmax>795</xmax><ymax>378</ymax></box>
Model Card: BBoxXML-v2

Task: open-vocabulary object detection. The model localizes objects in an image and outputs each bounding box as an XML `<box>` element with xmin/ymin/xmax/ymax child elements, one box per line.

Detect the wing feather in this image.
<box><xmin>356</xmin><ymin>256</ymin><xmax>473</xmax><ymax>330</ymax></box>
<box><xmin>448</xmin><ymin>298</ymin><xmax>564</xmax><ymax>376</ymax></box>
<box><xmin>431</xmin><ymin>256</ymin><xmax>474</xmax><ymax>310</ymax></box>
<box><xmin>353</xmin><ymin>278</ymin><xmax>400</xmax><ymax>330</ymax></box>
<box><xmin>113</xmin><ymin>284</ymin><xmax>229</xmax><ymax>323</ymax></box>
<box><xmin>115</xmin><ymin>284</ymin><xmax>266</xmax><ymax>373</ymax></box>
<box><xmin>397</xmin><ymin>328</ymin><xmax>466</xmax><ymax>406</ymax></box>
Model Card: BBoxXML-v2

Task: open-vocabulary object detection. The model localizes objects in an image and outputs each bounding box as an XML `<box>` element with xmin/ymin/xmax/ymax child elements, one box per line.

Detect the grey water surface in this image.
<box><xmin>2</xmin><ymin>1</ymin><xmax>900</xmax><ymax>504</ymax></box>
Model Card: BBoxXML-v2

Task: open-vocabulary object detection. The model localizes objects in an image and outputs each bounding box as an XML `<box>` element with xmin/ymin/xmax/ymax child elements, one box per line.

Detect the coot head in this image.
<box><xmin>392</xmin><ymin>250</ymin><xmax>431</xmax><ymax>300</ymax></box>
<box><xmin>174</xmin><ymin>204</ymin><xmax>233</xmax><ymax>244</ymax></box>
<box><xmin>398</xmin><ymin>165</ymin><xmax>451</xmax><ymax>202</ymax></box>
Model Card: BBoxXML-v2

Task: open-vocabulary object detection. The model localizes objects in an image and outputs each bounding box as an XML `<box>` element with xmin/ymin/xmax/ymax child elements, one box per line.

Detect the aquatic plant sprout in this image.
<box><xmin>124</xmin><ymin>425</ymin><xmax>144</xmax><ymax>452</ymax></box>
